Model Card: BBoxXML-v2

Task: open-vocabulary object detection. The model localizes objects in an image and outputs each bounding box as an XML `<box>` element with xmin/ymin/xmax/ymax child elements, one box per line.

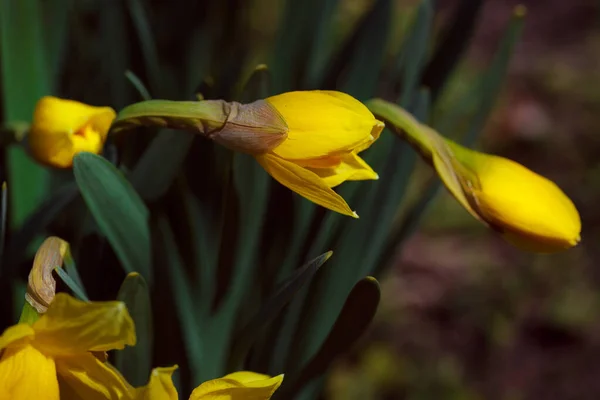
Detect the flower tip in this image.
<box><xmin>352</xmin><ymin>211</ymin><xmax>359</xmax><ymax>219</ymax></box>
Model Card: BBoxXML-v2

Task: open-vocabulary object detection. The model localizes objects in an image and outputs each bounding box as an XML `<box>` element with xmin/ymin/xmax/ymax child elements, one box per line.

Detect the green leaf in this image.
<box><xmin>5</xmin><ymin>182</ymin><xmax>79</xmax><ymax>273</ymax></box>
<box><xmin>435</xmin><ymin>5</ymin><xmax>526</xmax><ymax>141</ymax></box>
<box><xmin>275</xmin><ymin>277</ymin><xmax>381</xmax><ymax>399</ymax></box>
<box><xmin>463</xmin><ymin>5</ymin><xmax>525</xmax><ymax>145</ymax></box>
<box><xmin>303</xmin><ymin>0</ymin><xmax>340</xmax><ymax>88</ymax></box>
<box><xmin>54</xmin><ymin>267</ymin><xmax>89</xmax><ymax>302</ymax></box>
<box><xmin>43</xmin><ymin>0</ymin><xmax>71</xmax><ymax>89</ymax></box>
<box><xmin>130</xmin><ymin>129</ymin><xmax>194</xmax><ymax>201</ymax></box>
<box><xmin>239</xmin><ymin>64</ymin><xmax>271</xmax><ymax>102</ymax></box>
<box><xmin>335</xmin><ymin>0</ymin><xmax>393</xmax><ymax>99</ymax></box>
<box><xmin>99</xmin><ymin>0</ymin><xmax>131</xmax><ymax>108</ymax></box>
<box><xmin>125</xmin><ymin>70</ymin><xmax>152</xmax><ymax>101</ymax></box>
<box><xmin>0</xmin><ymin>182</ymin><xmax>7</xmax><ymax>270</ymax></box>
<box><xmin>157</xmin><ymin>216</ymin><xmax>204</xmax><ymax>379</ymax></box>
<box><xmin>421</xmin><ymin>0</ymin><xmax>486</xmax><ymax>100</ymax></box>
<box><xmin>229</xmin><ymin>251</ymin><xmax>333</xmax><ymax>369</ymax></box>
<box><xmin>125</xmin><ymin>0</ymin><xmax>163</xmax><ymax>96</ymax></box>
<box><xmin>73</xmin><ymin>153</ymin><xmax>151</xmax><ymax>280</ymax></box>
<box><xmin>396</xmin><ymin>0</ymin><xmax>433</xmax><ymax>106</ymax></box>
<box><xmin>115</xmin><ymin>272</ymin><xmax>153</xmax><ymax>387</ymax></box>
<box><xmin>1</xmin><ymin>0</ymin><xmax>51</xmax><ymax>229</ymax></box>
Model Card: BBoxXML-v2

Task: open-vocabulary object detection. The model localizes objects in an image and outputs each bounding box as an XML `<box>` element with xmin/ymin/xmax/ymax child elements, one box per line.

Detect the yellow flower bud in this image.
<box><xmin>366</xmin><ymin>98</ymin><xmax>581</xmax><ymax>253</ymax></box>
<box><xmin>28</xmin><ymin>96</ymin><xmax>116</xmax><ymax>168</ymax></box>
<box><xmin>449</xmin><ymin>142</ymin><xmax>581</xmax><ymax>252</ymax></box>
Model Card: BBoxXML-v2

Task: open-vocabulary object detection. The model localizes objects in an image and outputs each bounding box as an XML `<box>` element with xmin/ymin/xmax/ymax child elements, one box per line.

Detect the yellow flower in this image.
<box><xmin>256</xmin><ymin>91</ymin><xmax>384</xmax><ymax>218</ymax></box>
<box><xmin>28</xmin><ymin>96</ymin><xmax>116</xmax><ymax>168</ymax></box>
<box><xmin>134</xmin><ymin>367</ymin><xmax>283</xmax><ymax>400</ymax></box>
<box><xmin>0</xmin><ymin>293</ymin><xmax>136</xmax><ymax>399</ymax></box>
<box><xmin>365</xmin><ymin>98</ymin><xmax>581</xmax><ymax>253</ymax></box>
<box><xmin>446</xmin><ymin>141</ymin><xmax>581</xmax><ymax>252</ymax></box>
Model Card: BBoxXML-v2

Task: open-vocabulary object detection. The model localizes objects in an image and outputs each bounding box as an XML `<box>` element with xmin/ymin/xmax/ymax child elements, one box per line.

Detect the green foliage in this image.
<box><xmin>0</xmin><ymin>0</ymin><xmax>523</xmax><ymax>398</ymax></box>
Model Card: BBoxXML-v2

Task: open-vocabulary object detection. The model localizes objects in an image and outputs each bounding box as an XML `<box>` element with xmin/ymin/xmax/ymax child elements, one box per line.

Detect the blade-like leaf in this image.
<box><xmin>125</xmin><ymin>0</ymin><xmax>163</xmax><ymax>96</ymax></box>
<box><xmin>73</xmin><ymin>153</ymin><xmax>151</xmax><ymax>280</ymax></box>
<box><xmin>130</xmin><ymin>129</ymin><xmax>195</xmax><ymax>201</ymax></box>
<box><xmin>125</xmin><ymin>70</ymin><xmax>152</xmax><ymax>101</ymax></box>
<box><xmin>229</xmin><ymin>251</ymin><xmax>333</xmax><ymax>369</ymax></box>
<box><xmin>395</xmin><ymin>0</ymin><xmax>433</xmax><ymax>106</ymax></box>
<box><xmin>1</xmin><ymin>0</ymin><xmax>51</xmax><ymax>229</ymax></box>
<box><xmin>157</xmin><ymin>216</ymin><xmax>204</xmax><ymax>379</ymax></box>
<box><xmin>115</xmin><ymin>272</ymin><xmax>153</xmax><ymax>386</ymax></box>
<box><xmin>275</xmin><ymin>277</ymin><xmax>381</xmax><ymax>399</ymax></box>
<box><xmin>54</xmin><ymin>267</ymin><xmax>89</xmax><ymax>302</ymax></box>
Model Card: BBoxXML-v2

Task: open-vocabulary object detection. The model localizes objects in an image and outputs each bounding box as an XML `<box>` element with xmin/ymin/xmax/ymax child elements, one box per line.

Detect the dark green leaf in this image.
<box><xmin>130</xmin><ymin>129</ymin><xmax>194</xmax><ymax>201</ymax></box>
<box><xmin>125</xmin><ymin>70</ymin><xmax>152</xmax><ymax>101</ymax></box>
<box><xmin>229</xmin><ymin>251</ymin><xmax>333</xmax><ymax>369</ymax></box>
<box><xmin>275</xmin><ymin>277</ymin><xmax>381</xmax><ymax>399</ymax></box>
<box><xmin>157</xmin><ymin>216</ymin><xmax>204</xmax><ymax>379</ymax></box>
<box><xmin>115</xmin><ymin>272</ymin><xmax>153</xmax><ymax>386</ymax></box>
<box><xmin>73</xmin><ymin>153</ymin><xmax>151</xmax><ymax>280</ymax></box>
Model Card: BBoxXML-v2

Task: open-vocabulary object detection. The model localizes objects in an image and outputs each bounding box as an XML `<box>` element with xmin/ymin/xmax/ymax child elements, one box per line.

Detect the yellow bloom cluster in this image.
<box><xmin>25</xmin><ymin>92</ymin><xmax>582</xmax><ymax>251</ymax></box>
<box><xmin>0</xmin><ymin>293</ymin><xmax>282</xmax><ymax>400</ymax></box>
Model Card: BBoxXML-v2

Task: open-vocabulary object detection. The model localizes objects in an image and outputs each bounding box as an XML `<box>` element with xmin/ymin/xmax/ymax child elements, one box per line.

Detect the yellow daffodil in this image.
<box><xmin>28</xmin><ymin>96</ymin><xmax>116</xmax><ymax>168</ymax></box>
<box><xmin>446</xmin><ymin>141</ymin><xmax>581</xmax><ymax>252</ymax></box>
<box><xmin>0</xmin><ymin>293</ymin><xmax>136</xmax><ymax>399</ymax></box>
<box><xmin>366</xmin><ymin>98</ymin><xmax>581</xmax><ymax>253</ymax></box>
<box><xmin>113</xmin><ymin>90</ymin><xmax>384</xmax><ymax>217</ymax></box>
<box><xmin>256</xmin><ymin>91</ymin><xmax>384</xmax><ymax>217</ymax></box>
<box><xmin>134</xmin><ymin>366</ymin><xmax>283</xmax><ymax>400</ymax></box>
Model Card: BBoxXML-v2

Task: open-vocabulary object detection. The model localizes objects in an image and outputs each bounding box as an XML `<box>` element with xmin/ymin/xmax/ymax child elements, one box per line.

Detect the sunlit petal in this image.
<box><xmin>0</xmin><ymin>345</ymin><xmax>59</xmax><ymax>400</ymax></box>
<box><xmin>310</xmin><ymin>152</ymin><xmax>378</xmax><ymax>188</ymax></box>
<box><xmin>56</xmin><ymin>353</ymin><xmax>133</xmax><ymax>400</ymax></box>
<box><xmin>133</xmin><ymin>366</ymin><xmax>178</xmax><ymax>400</ymax></box>
<box><xmin>256</xmin><ymin>153</ymin><xmax>358</xmax><ymax>218</ymax></box>
<box><xmin>33</xmin><ymin>293</ymin><xmax>136</xmax><ymax>356</ymax></box>
<box><xmin>0</xmin><ymin>324</ymin><xmax>34</xmax><ymax>350</ymax></box>
<box><xmin>267</xmin><ymin>91</ymin><xmax>380</xmax><ymax>160</ymax></box>
<box><xmin>189</xmin><ymin>372</ymin><xmax>283</xmax><ymax>400</ymax></box>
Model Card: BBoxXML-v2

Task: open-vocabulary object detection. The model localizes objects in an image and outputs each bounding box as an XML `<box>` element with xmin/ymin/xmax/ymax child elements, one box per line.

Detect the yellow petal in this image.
<box><xmin>309</xmin><ymin>152</ymin><xmax>379</xmax><ymax>188</ymax></box>
<box><xmin>32</xmin><ymin>293</ymin><xmax>136</xmax><ymax>356</ymax></box>
<box><xmin>0</xmin><ymin>345</ymin><xmax>59</xmax><ymax>400</ymax></box>
<box><xmin>0</xmin><ymin>324</ymin><xmax>34</xmax><ymax>350</ymax></box>
<box><xmin>28</xmin><ymin>96</ymin><xmax>116</xmax><ymax>168</ymax></box>
<box><xmin>189</xmin><ymin>371</ymin><xmax>284</xmax><ymax>400</ymax></box>
<box><xmin>133</xmin><ymin>366</ymin><xmax>179</xmax><ymax>400</ymax></box>
<box><xmin>56</xmin><ymin>353</ymin><xmax>133</xmax><ymax>400</ymax></box>
<box><xmin>256</xmin><ymin>153</ymin><xmax>358</xmax><ymax>218</ymax></box>
<box><xmin>266</xmin><ymin>91</ymin><xmax>380</xmax><ymax>160</ymax></box>
<box><xmin>454</xmin><ymin>146</ymin><xmax>581</xmax><ymax>252</ymax></box>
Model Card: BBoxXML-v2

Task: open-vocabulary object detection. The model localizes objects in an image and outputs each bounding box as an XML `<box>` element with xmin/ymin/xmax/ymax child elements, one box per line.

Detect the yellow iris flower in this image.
<box><xmin>28</xmin><ymin>96</ymin><xmax>116</xmax><ymax>168</ymax></box>
<box><xmin>135</xmin><ymin>367</ymin><xmax>283</xmax><ymax>400</ymax></box>
<box><xmin>256</xmin><ymin>91</ymin><xmax>385</xmax><ymax>218</ymax></box>
<box><xmin>0</xmin><ymin>293</ymin><xmax>136</xmax><ymax>399</ymax></box>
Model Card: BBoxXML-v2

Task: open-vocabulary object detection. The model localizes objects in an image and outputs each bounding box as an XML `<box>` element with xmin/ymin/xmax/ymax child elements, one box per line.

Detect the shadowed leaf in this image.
<box><xmin>73</xmin><ymin>153</ymin><xmax>151</xmax><ymax>280</ymax></box>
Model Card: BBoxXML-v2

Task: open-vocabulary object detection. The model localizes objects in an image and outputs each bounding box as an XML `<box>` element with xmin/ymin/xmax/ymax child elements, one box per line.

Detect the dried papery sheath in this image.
<box><xmin>111</xmin><ymin>99</ymin><xmax>288</xmax><ymax>154</ymax></box>
<box><xmin>25</xmin><ymin>236</ymin><xmax>68</xmax><ymax>313</ymax></box>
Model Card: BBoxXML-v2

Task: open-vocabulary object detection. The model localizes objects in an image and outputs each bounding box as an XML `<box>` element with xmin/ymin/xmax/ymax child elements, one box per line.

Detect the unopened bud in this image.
<box><xmin>25</xmin><ymin>237</ymin><xmax>68</xmax><ymax>313</ymax></box>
